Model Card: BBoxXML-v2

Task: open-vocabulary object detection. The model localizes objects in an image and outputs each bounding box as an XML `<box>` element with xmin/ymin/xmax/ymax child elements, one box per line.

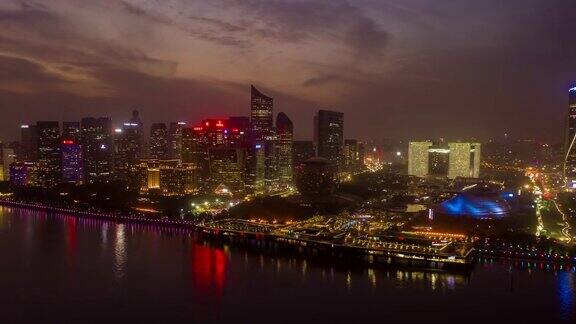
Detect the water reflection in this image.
<box><xmin>191</xmin><ymin>243</ymin><xmax>227</xmax><ymax>294</ymax></box>
<box><xmin>114</xmin><ymin>224</ymin><xmax>126</xmax><ymax>282</ymax></box>
<box><xmin>1</xmin><ymin>207</ymin><xmax>575</xmax><ymax>322</ymax></box>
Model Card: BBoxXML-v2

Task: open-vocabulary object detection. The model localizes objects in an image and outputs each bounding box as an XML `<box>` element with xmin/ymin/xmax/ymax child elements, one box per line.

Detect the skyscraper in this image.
<box><xmin>168</xmin><ymin>122</ymin><xmax>187</xmax><ymax>160</ymax></box>
<box><xmin>19</xmin><ymin>124</ymin><xmax>38</xmax><ymax>162</ymax></box>
<box><xmin>408</xmin><ymin>141</ymin><xmax>432</xmax><ymax>177</ymax></box>
<box><xmin>564</xmin><ymin>86</ymin><xmax>576</xmax><ymax>187</ymax></box>
<box><xmin>81</xmin><ymin>117</ymin><xmax>113</xmax><ymax>183</ymax></box>
<box><xmin>150</xmin><ymin>123</ymin><xmax>168</xmax><ymax>159</ymax></box>
<box><xmin>36</xmin><ymin>121</ymin><xmax>61</xmax><ymax>188</ymax></box>
<box><xmin>408</xmin><ymin>141</ymin><xmax>480</xmax><ymax>179</ymax></box>
<box><xmin>276</xmin><ymin>112</ymin><xmax>293</xmax><ymax>187</ymax></box>
<box><xmin>315</xmin><ymin>110</ymin><xmax>344</xmax><ymax>172</ymax></box>
<box><xmin>61</xmin><ymin>139</ymin><xmax>83</xmax><ymax>184</ymax></box>
<box><xmin>250</xmin><ymin>85</ymin><xmax>276</xmax><ymax>193</ymax></box>
<box><xmin>448</xmin><ymin>142</ymin><xmax>481</xmax><ymax>179</ymax></box>
<box><xmin>250</xmin><ymin>85</ymin><xmax>274</xmax><ymax>140</ymax></box>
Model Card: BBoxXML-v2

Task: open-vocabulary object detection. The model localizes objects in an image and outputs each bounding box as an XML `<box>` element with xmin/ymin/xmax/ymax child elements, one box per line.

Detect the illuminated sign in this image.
<box><xmin>193</xmin><ymin>127</ymin><xmax>203</xmax><ymax>131</ymax></box>
<box><xmin>216</xmin><ymin>120</ymin><xmax>224</xmax><ymax>127</ymax></box>
<box><xmin>178</xmin><ymin>122</ymin><xmax>187</xmax><ymax>125</ymax></box>
<box><xmin>20</xmin><ymin>125</ymin><xmax>29</xmax><ymax>129</ymax></box>
<box><xmin>62</xmin><ymin>140</ymin><xmax>74</xmax><ymax>145</ymax></box>
<box><xmin>255</xmin><ymin>144</ymin><xmax>262</xmax><ymax>149</ymax></box>
<box><xmin>570</xmin><ymin>86</ymin><xmax>576</xmax><ymax>92</ymax></box>
<box><xmin>114</xmin><ymin>128</ymin><xmax>122</xmax><ymax>133</ymax></box>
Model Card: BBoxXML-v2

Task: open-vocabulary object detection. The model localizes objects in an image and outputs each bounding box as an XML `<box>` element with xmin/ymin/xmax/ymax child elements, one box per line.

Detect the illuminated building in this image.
<box><xmin>228</xmin><ymin>117</ymin><xmax>250</xmax><ymax>147</ymax></box>
<box><xmin>276</xmin><ymin>112</ymin><xmax>293</xmax><ymax>187</ymax></box>
<box><xmin>250</xmin><ymin>85</ymin><xmax>276</xmax><ymax>192</ymax></box>
<box><xmin>9</xmin><ymin>162</ymin><xmax>37</xmax><ymax>186</ymax></box>
<box><xmin>0</xmin><ymin>144</ymin><xmax>16</xmax><ymax>181</ymax></box>
<box><xmin>138</xmin><ymin>159</ymin><xmax>198</xmax><ymax>195</ymax></box>
<box><xmin>315</xmin><ymin>110</ymin><xmax>344</xmax><ymax>172</ymax></box>
<box><xmin>408</xmin><ymin>141</ymin><xmax>480</xmax><ymax>179</ymax></box>
<box><xmin>36</xmin><ymin>121</ymin><xmax>61</xmax><ymax>188</ymax></box>
<box><xmin>61</xmin><ymin>140</ymin><xmax>83</xmax><ymax>184</ymax></box>
<box><xmin>81</xmin><ymin>117</ymin><xmax>113</xmax><ymax>183</ymax></box>
<box><xmin>168</xmin><ymin>121</ymin><xmax>186</xmax><ymax>160</ymax></box>
<box><xmin>428</xmin><ymin>143</ymin><xmax>450</xmax><ymax>176</ymax></box>
<box><xmin>150</xmin><ymin>123</ymin><xmax>168</xmax><ymax>159</ymax></box>
<box><xmin>62</xmin><ymin>122</ymin><xmax>81</xmax><ymax>142</ymax></box>
<box><xmin>564</xmin><ymin>86</ymin><xmax>576</xmax><ymax>187</ymax></box>
<box><xmin>209</xmin><ymin>147</ymin><xmax>246</xmax><ymax>194</ymax></box>
<box><xmin>160</xmin><ymin>162</ymin><xmax>198</xmax><ymax>195</ymax></box>
<box><xmin>343</xmin><ymin>139</ymin><xmax>362</xmax><ymax>174</ymax></box>
<box><xmin>114</xmin><ymin>111</ymin><xmax>143</xmax><ymax>186</ymax></box>
<box><xmin>293</xmin><ymin>140</ymin><xmax>315</xmax><ymax>168</ymax></box>
<box><xmin>408</xmin><ymin>141</ymin><xmax>432</xmax><ymax>177</ymax></box>
<box><xmin>19</xmin><ymin>124</ymin><xmax>38</xmax><ymax>162</ymax></box>
<box><xmin>448</xmin><ymin>142</ymin><xmax>480</xmax><ymax>179</ymax></box>
<box><xmin>250</xmin><ymin>85</ymin><xmax>273</xmax><ymax>140</ymax></box>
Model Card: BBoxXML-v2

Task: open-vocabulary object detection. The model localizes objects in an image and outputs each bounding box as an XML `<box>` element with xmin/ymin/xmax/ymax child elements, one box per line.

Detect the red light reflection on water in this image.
<box><xmin>191</xmin><ymin>243</ymin><xmax>227</xmax><ymax>295</ymax></box>
<box><xmin>66</xmin><ymin>216</ymin><xmax>77</xmax><ymax>269</ymax></box>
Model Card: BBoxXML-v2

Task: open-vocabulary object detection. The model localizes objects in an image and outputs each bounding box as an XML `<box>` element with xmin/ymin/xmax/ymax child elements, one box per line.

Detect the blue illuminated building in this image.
<box><xmin>440</xmin><ymin>186</ymin><xmax>511</xmax><ymax>219</ymax></box>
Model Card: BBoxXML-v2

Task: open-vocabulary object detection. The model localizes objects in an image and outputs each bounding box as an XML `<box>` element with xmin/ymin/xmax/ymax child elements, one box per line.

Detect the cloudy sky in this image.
<box><xmin>0</xmin><ymin>0</ymin><xmax>575</xmax><ymax>142</ymax></box>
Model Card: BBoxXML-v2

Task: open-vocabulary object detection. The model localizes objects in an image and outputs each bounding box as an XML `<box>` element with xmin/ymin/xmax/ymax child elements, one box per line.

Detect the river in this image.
<box><xmin>0</xmin><ymin>206</ymin><xmax>574</xmax><ymax>322</ymax></box>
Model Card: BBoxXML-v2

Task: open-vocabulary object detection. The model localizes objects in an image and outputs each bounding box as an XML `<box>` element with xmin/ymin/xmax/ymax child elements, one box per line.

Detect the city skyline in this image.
<box><xmin>1</xmin><ymin>0</ymin><xmax>576</xmax><ymax>142</ymax></box>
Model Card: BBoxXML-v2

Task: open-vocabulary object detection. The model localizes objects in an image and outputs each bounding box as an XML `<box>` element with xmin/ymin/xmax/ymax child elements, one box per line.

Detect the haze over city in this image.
<box><xmin>1</xmin><ymin>0</ymin><xmax>576</xmax><ymax>141</ymax></box>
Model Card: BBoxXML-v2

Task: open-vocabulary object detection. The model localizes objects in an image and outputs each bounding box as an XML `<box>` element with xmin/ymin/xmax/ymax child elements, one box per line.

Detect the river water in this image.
<box><xmin>0</xmin><ymin>206</ymin><xmax>574</xmax><ymax>322</ymax></box>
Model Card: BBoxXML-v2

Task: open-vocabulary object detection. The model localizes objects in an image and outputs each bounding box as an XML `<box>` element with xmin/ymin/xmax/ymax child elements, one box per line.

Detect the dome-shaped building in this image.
<box><xmin>295</xmin><ymin>157</ymin><xmax>337</xmax><ymax>198</ymax></box>
<box><xmin>440</xmin><ymin>186</ymin><xmax>511</xmax><ymax>219</ymax></box>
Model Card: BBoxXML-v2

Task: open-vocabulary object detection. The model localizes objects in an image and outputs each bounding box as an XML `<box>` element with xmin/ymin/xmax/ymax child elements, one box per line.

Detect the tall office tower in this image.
<box><xmin>315</xmin><ymin>110</ymin><xmax>344</xmax><ymax>171</ymax></box>
<box><xmin>19</xmin><ymin>124</ymin><xmax>38</xmax><ymax>162</ymax></box>
<box><xmin>168</xmin><ymin>121</ymin><xmax>186</xmax><ymax>160</ymax></box>
<box><xmin>250</xmin><ymin>85</ymin><xmax>274</xmax><ymax>139</ymax></box>
<box><xmin>149</xmin><ymin>123</ymin><xmax>168</xmax><ymax>159</ymax></box>
<box><xmin>408</xmin><ymin>141</ymin><xmax>432</xmax><ymax>177</ymax></box>
<box><xmin>565</xmin><ymin>86</ymin><xmax>576</xmax><ymax>187</ymax></box>
<box><xmin>114</xmin><ymin>111</ymin><xmax>143</xmax><ymax>184</ymax></box>
<box><xmin>276</xmin><ymin>112</ymin><xmax>293</xmax><ymax>187</ymax></box>
<box><xmin>81</xmin><ymin>117</ymin><xmax>113</xmax><ymax>183</ymax></box>
<box><xmin>209</xmin><ymin>147</ymin><xmax>246</xmax><ymax>194</ymax></box>
<box><xmin>0</xmin><ymin>143</ymin><xmax>16</xmax><ymax>181</ymax></box>
<box><xmin>61</xmin><ymin>139</ymin><xmax>83</xmax><ymax>184</ymax></box>
<box><xmin>343</xmin><ymin>139</ymin><xmax>361</xmax><ymax>174</ymax></box>
<box><xmin>293</xmin><ymin>140</ymin><xmax>315</xmax><ymax>168</ymax></box>
<box><xmin>35</xmin><ymin>121</ymin><xmax>61</xmax><ymax>188</ymax></box>
<box><xmin>448</xmin><ymin>142</ymin><xmax>481</xmax><ymax>179</ymax></box>
<box><xmin>250</xmin><ymin>85</ymin><xmax>276</xmax><ymax>193</ymax></box>
<box><xmin>62</xmin><ymin>122</ymin><xmax>81</xmax><ymax>142</ymax></box>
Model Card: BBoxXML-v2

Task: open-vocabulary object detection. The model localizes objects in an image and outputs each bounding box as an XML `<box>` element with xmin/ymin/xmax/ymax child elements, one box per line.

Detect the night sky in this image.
<box><xmin>1</xmin><ymin>0</ymin><xmax>575</xmax><ymax>142</ymax></box>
